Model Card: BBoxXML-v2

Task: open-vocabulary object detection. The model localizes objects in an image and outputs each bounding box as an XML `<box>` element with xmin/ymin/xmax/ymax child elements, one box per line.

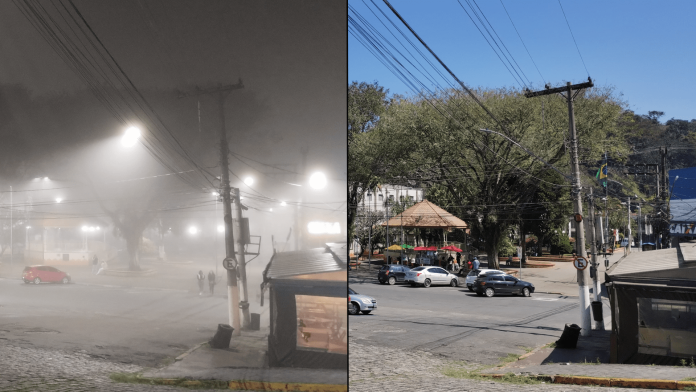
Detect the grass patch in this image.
<box><xmin>579</xmin><ymin>357</ymin><xmax>602</xmax><ymax>365</ymax></box>
<box><xmin>442</xmin><ymin>368</ymin><xmax>544</xmax><ymax>385</ymax></box>
<box><xmin>681</xmin><ymin>387</ymin><xmax>696</xmax><ymax>392</ymax></box>
<box><xmin>109</xmin><ymin>372</ymin><xmax>229</xmax><ymax>389</ymax></box>
<box><xmin>545</xmin><ymin>341</ymin><xmax>557</xmax><ymax>349</ymax></box>
<box><xmin>441</xmin><ymin>352</ymin><xmax>544</xmax><ymax>386</ymax></box>
<box><xmin>683</xmin><ymin>377</ymin><xmax>696</xmax><ymax>381</ymax></box>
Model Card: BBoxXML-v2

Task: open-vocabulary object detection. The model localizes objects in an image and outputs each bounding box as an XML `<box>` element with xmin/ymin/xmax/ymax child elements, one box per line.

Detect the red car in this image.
<box><xmin>22</xmin><ymin>265</ymin><xmax>71</xmax><ymax>284</ymax></box>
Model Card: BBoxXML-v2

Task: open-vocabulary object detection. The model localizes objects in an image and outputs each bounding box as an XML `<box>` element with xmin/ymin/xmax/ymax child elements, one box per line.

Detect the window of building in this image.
<box><xmin>378</xmin><ymin>194</ymin><xmax>383</xmax><ymax>202</ymax></box>
<box><xmin>409</xmin><ymin>195</ymin><xmax>414</xmax><ymax>202</ymax></box>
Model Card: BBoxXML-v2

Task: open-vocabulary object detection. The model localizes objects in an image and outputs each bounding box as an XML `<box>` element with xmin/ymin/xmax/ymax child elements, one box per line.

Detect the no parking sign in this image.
<box><xmin>573</xmin><ymin>256</ymin><xmax>588</xmax><ymax>270</ymax></box>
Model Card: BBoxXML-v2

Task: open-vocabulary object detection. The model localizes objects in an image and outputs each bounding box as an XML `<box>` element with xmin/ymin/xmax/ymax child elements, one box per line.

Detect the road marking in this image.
<box><xmin>371</xmin><ymin>329</ymin><xmax>406</xmax><ymax>333</ymax></box>
<box><xmin>532</xmin><ymin>297</ymin><xmax>559</xmax><ymax>301</ymax></box>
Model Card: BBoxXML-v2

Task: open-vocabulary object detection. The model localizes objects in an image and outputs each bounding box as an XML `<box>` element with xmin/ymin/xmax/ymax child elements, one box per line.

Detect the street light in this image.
<box><xmin>121</xmin><ymin>126</ymin><xmax>141</xmax><ymax>147</ymax></box>
<box><xmin>309</xmin><ymin>172</ymin><xmax>327</xmax><ymax>189</ymax></box>
<box><xmin>188</xmin><ymin>226</ymin><xmax>199</xmax><ymax>235</ymax></box>
<box><xmin>243</xmin><ymin>176</ymin><xmax>254</xmax><ymax>186</ymax></box>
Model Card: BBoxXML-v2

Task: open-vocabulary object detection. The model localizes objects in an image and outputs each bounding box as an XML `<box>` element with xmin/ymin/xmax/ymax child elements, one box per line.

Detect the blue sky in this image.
<box><xmin>349</xmin><ymin>0</ymin><xmax>696</xmax><ymax>121</ymax></box>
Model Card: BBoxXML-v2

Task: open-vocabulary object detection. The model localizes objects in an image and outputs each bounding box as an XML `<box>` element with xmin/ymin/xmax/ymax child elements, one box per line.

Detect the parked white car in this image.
<box><xmin>465</xmin><ymin>269</ymin><xmax>505</xmax><ymax>291</ymax></box>
<box><xmin>405</xmin><ymin>266</ymin><xmax>460</xmax><ymax>288</ymax></box>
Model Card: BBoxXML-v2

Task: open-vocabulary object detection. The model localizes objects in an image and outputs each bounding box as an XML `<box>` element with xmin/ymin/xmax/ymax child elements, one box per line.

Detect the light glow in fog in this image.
<box><xmin>307</xmin><ymin>221</ymin><xmax>341</xmax><ymax>235</ymax></box>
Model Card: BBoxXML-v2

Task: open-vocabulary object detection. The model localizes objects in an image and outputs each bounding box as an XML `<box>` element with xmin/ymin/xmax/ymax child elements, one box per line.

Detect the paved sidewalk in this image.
<box><xmin>480</xmin><ymin>330</ymin><xmax>696</xmax><ymax>390</ymax></box>
<box><xmin>349</xmin><ymin>339</ymin><xmax>672</xmax><ymax>392</ymax></box>
<box><xmin>140</xmin><ymin>329</ymin><xmax>347</xmax><ymax>391</ymax></box>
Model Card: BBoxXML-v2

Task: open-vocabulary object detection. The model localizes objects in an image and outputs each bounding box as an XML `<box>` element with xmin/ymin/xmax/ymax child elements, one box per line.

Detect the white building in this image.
<box><xmin>359</xmin><ymin>184</ymin><xmax>424</xmax><ymax>212</ymax></box>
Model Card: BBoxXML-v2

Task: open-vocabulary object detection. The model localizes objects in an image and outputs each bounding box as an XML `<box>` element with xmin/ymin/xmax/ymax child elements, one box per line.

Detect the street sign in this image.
<box><xmin>573</xmin><ymin>256</ymin><xmax>588</xmax><ymax>270</ymax></box>
<box><xmin>223</xmin><ymin>257</ymin><xmax>238</xmax><ymax>271</ymax></box>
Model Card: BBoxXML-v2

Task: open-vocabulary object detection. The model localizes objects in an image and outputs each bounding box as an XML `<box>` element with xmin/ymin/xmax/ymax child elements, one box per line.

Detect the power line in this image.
<box><xmin>499</xmin><ymin>0</ymin><xmax>545</xmax><ymax>84</ymax></box>
<box><xmin>557</xmin><ymin>0</ymin><xmax>590</xmax><ymax>77</ymax></box>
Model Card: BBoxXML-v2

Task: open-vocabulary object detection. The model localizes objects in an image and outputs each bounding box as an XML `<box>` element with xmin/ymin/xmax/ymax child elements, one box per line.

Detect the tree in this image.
<box><xmin>348</xmin><ymin>82</ymin><xmax>390</xmax><ymax>242</ymax></box>
<box><xmin>353</xmin><ymin>207</ymin><xmax>386</xmax><ymax>260</ymax></box>
<box><xmin>375</xmin><ymin>86</ymin><xmax>628</xmax><ymax>269</ymax></box>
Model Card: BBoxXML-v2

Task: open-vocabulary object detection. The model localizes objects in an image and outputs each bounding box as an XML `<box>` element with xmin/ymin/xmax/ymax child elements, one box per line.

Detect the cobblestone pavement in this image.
<box><xmin>349</xmin><ymin>340</ymin><xmax>667</xmax><ymax>392</ymax></box>
<box><xmin>0</xmin><ymin>345</ymin><xmax>243</xmax><ymax>391</ymax></box>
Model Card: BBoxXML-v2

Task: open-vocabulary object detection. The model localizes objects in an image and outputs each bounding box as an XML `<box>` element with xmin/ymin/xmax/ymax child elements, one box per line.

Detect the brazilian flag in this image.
<box><xmin>596</xmin><ymin>163</ymin><xmax>607</xmax><ymax>187</ymax></box>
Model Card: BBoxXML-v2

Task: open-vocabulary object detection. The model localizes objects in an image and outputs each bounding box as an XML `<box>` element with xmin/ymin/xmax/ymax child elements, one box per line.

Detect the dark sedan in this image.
<box><xmin>473</xmin><ymin>273</ymin><xmax>534</xmax><ymax>297</ymax></box>
<box><xmin>378</xmin><ymin>264</ymin><xmax>410</xmax><ymax>285</ymax></box>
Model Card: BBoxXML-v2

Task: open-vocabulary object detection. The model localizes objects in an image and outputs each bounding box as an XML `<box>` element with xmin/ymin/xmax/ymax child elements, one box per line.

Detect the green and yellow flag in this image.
<box><xmin>596</xmin><ymin>162</ymin><xmax>607</xmax><ymax>187</ymax></box>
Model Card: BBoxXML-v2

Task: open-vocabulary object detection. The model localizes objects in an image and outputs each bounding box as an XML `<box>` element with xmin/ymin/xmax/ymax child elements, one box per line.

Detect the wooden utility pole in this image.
<box><xmin>525</xmin><ymin>77</ymin><xmax>594</xmax><ymax>336</ymax></box>
<box><xmin>179</xmin><ymin>80</ymin><xmax>247</xmax><ymax>334</ymax></box>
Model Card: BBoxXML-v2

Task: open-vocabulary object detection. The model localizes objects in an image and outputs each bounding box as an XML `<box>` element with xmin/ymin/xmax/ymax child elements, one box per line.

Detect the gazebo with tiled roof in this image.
<box><xmin>381</xmin><ymin>199</ymin><xmax>468</xmax><ymax>230</ymax></box>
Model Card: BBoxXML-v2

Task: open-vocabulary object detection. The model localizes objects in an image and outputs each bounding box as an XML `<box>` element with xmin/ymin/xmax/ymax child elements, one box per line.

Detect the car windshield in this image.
<box><xmin>23</xmin><ymin>267</ymin><xmax>32</xmax><ymax>272</ymax></box>
<box><xmin>411</xmin><ymin>267</ymin><xmax>425</xmax><ymax>271</ymax></box>
<box><xmin>467</xmin><ymin>270</ymin><xmax>479</xmax><ymax>276</ymax></box>
<box><xmin>349</xmin><ymin>288</ymin><xmax>357</xmax><ymax>295</ymax></box>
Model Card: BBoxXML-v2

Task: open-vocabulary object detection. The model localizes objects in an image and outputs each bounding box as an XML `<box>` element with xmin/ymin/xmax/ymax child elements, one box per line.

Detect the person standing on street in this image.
<box><xmin>197</xmin><ymin>270</ymin><xmax>205</xmax><ymax>296</ymax></box>
<box><xmin>208</xmin><ymin>270</ymin><xmax>216</xmax><ymax>295</ymax></box>
<box><xmin>91</xmin><ymin>254</ymin><xmax>99</xmax><ymax>274</ymax></box>
<box><xmin>472</xmin><ymin>256</ymin><xmax>480</xmax><ymax>271</ymax></box>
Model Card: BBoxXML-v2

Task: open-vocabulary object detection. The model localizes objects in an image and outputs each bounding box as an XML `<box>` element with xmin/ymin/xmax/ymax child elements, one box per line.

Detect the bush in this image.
<box><xmin>550</xmin><ymin>234</ymin><xmax>574</xmax><ymax>255</ymax></box>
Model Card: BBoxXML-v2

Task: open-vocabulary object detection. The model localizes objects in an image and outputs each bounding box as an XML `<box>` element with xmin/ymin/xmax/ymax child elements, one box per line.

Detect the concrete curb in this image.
<box><xmin>138</xmin><ymin>377</ymin><xmax>347</xmax><ymax>391</ymax></box>
<box><xmin>174</xmin><ymin>341</ymin><xmax>207</xmax><ymax>362</ymax></box>
<box><xmin>481</xmin><ymin>374</ymin><xmax>696</xmax><ymax>390</ymax></box>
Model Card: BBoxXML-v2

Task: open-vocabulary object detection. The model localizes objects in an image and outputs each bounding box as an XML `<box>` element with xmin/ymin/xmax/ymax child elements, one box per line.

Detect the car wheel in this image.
<box><xmin>476</xmin><ymin>292</ymin><xmax>483</xmax><ymax>296</ymax></box>
<box><xmin>423</xmin><ymin>279</ymin><xmax>431</xmax><ymax>288</ymax></box>
<box><xmin>388</xmin><ymin>277</ymin><xmax>396</xmax><ymax>285</ymax></box>
<box><xmin>523</xmin><ymin>287</ymin><xmax>531</xmax><ymax>297</ymax></box>
<box><xmin>33</xmin><ymin>277</ymin><xmax>41</xmax><ymax>285</ymax></box>
<box><xmin>348</xmin><ymin>302</ymin><xmax>359</xmax><ymax>315</ymax></box>
<box><xmin>467</xmin><ymin>286</ymin><xmax>473</xmax><ymax>292</ymax></box>
<box><xmin>61</xmin><ymin>277</ymin><xmax>69</xmax><ymax>284</ymax></box>
<box><xmin>24</xmin><ymin>280</ymin><xmax>30</xmax><ymax>284</ymax></box>
<box><xmin>450</xmin><ymin>279</ymin><xmax>458</xmax><ymax>287</ymax></box>
<box><xmin>361</xmin><ymin>310</ymin><xmax>371</xmax><ymax>315</ymax></box>
<box><xmin>485</xmin><ymin>287</ymin><xmax>495</xmax><ymax>297</ymax></box>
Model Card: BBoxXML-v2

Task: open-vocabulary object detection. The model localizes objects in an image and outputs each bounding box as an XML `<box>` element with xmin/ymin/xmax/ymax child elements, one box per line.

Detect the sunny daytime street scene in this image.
<box><xmin>349</xmin><ymin>1</ymin><xmax>696</xmax><ymax>391</ymax></box>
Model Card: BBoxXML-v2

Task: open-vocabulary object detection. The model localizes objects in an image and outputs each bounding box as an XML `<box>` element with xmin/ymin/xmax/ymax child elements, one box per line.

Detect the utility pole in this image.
<box><xmin>232</xmin><ymin>187</ymin><xmax>250</xmax><ymax>329</ymax></box>
<box><xmin>627</xmin><ymin>197</ymin><xmax>631</xmax><ymax>253</ymax></box>
<box><xmin>526</xmin><ymin>77</ymin><xmax>594</xmax><ymax>336</ymax></box>
<box><xmin>588</xmin><ymin>188</ymin><xmax>605</xmax><ymax>330</ymax></box>
<box><xmin>10</xmin><ymin>185</ymin><xmax>13</xmax><ymax>265</ymax></box>
<box><xmin>179</xmin><ymin>81</ymin><xmax>246</xmax><ymax>334</ymax></box>
<box><xmin>661</xmin><ymin>146</ymin><xmax>670</xmax><ymax>248</ymax></box>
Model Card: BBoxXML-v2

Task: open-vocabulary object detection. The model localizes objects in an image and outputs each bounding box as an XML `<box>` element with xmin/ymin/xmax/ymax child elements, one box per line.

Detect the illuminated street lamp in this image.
<box><xmin>309</xmin><ymin>172</ymin><xmax>327</xmax><ymax>189</ymax></box>
<box><xmin>243</xmin><ymin>176</ymin><xmax>254</xmax><ymax>186</ymax></box>
<box><xmin>281</xmin><ymin>201</ymin><xmax>287</xmax><ymax>206</ymax></box>
<box><xmin>121</xmin><ymin>126</ymin><xmax>141</xmax><ymax>147</ymax></box>
<box><xmin>188</xmin><ymin>226</ymin><xmax>199</xmax><ymax>235</ymax></box>
<box><xmin>55</xmin><ymin>197</ymin><xmax>62</xmax><ymax>203</ymax></box>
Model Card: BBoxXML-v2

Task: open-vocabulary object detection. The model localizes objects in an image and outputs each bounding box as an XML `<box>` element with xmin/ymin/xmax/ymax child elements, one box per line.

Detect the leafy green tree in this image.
<box><xmin>375</xmin><ymin>86</ymin><xmax>627</xmax><ymax>269</ymax></box>
<box><xmin>348</xmin><ymin>82</ymin><xmax>390</xmax><ymax>241</ymax></box>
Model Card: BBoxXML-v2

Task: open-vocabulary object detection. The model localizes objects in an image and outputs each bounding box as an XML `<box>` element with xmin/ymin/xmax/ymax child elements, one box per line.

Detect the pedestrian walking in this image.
<box><xmin>91</xmin><ymin>254</ymin><xmax>99</xmax><ymax>274</ymax></box>
<box><xmin>208</xmin><ymin>270</ymin><xmax>216</xmax><ymax>295</ymax></box>
<box><xmin>197</xmin><ymin>270</ymin><xmax>205</xmax><ymax>295</ymax></box>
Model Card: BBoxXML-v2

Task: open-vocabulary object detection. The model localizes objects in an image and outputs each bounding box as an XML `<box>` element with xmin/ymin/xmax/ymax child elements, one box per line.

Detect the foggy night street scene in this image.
<box><xmin>0</xmin><ymin>0</ymin><xmax>347</xmax><ymax>390</ymax></box>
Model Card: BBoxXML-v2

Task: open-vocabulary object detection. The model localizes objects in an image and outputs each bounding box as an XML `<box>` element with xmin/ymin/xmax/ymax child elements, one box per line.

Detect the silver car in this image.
<box><xmin>349</xmin><ymin>287</ymin><xmax>376</xmax><ymax>315</ymax></box>
<box><xmin>404</xmin><ymin>266</ymin><xmax>460</xmax><ymax>288</ymax></box>
<box><xmin>465</xmin><ymin>269</ymin><xmax>505</xmax><ymax>291</ymax></box>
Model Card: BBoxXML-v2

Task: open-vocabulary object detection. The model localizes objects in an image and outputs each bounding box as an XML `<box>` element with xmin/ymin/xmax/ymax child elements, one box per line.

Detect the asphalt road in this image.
<box><xmin>349</xmin><ymin>279</ymin><xmax>582</xmax><ymax>365</ymax></box>
<box><xmin>0</xmin><ymin>277</ymin><xmax>229</xmax><ymax>367</ymax></box>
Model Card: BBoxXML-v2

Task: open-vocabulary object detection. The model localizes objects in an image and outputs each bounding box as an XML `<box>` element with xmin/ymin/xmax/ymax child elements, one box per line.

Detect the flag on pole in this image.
<box><xmin>596</xmin><ymin>162</ymin><xmax>607</xmax><ymax>187</ymax></box>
